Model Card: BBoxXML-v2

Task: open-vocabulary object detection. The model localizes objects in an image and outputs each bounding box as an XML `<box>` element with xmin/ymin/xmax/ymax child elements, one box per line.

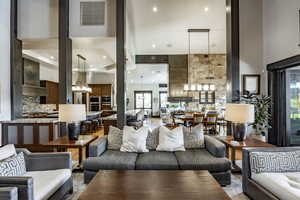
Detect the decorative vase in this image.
<box><xmin>232</xmin><ymin>123</ymin><xmax>247</xmax><ymax>141</ymax></box>
<box><xmin>68</xmin><ymin>123</ymin><xmax>81</xmax><ymax>140</ymax></box>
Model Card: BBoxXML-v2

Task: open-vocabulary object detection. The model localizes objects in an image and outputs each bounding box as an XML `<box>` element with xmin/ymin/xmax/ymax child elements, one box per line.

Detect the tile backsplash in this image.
<box><xmin>23</xmin><ymin>96</ymin><xmax>56</xmax><ymax>113</ymax></box>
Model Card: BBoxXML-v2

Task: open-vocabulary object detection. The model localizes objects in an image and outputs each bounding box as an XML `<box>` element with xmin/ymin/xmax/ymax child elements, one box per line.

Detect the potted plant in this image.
<box><xmin>241</xmin><ymin>94</ymin><xmax>272</xmax><ymax>137</ymax></box>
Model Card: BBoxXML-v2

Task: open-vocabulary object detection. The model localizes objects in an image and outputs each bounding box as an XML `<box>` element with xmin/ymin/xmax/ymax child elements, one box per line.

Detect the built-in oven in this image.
<box><xmin>90</xmin><ymin>96</ymin><xmax>101</xmax><ymax>111</ymax></box>
<box><xmin>90</xmin><ymin>96</ymin><xmax>101</xmax><ymax>103</ymax></box>
<box><xmin>90</xmin><ymin>104</ymin><xmax>101</xmax><ymax>111</ymax></box>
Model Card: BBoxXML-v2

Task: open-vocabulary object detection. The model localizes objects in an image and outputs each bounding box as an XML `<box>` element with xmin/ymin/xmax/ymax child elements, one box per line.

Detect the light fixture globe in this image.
<box><xmin>197</xmin><ymin>84</ymin><xmax>203</xmax><ymax>91</ymax></box>
<box><xmin>203</xmin><ymin>84</ymin><xmax>209</xmax><ymax>91</ymax></box>
<box><xmin>184</xmin><ymin>84</ymin><xmax>189</xmax><ymax>91</ymax></box>
<box><xmin>190</xmin><ymin>84</ymin><xmax>196</xmax><ymax>91</ymax></box>
<box><xmin>210</xmin><ymin>84</ymin><xmax>216</xmax><ymax>91</ymax></box>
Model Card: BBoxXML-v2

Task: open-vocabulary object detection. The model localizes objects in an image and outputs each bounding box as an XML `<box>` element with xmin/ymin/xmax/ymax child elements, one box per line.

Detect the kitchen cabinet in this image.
<box><xmin>40</xmin><ymin>80</ymin><xmax>59</xmax><ymax>107</ymax></box>
<box><xmin>89</xmin><ymin>84</ymin><xmax>112</xmax><ymax>97</ymax></box>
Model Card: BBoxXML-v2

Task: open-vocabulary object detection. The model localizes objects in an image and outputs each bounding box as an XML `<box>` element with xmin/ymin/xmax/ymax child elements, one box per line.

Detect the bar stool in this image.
<box><xmin>92</xmin><ymin>119</ymin><xmax>100</xmax><ymax>132</ymax></box>
<box><xmin>81</xmin><ymin>121</ymin><xmax>93</xmax><ymax>135</ymax></box>
<box><xmin>97</xmin><ymin>118</ymin><xmax>103</xmax><ymax>128</ymax></box>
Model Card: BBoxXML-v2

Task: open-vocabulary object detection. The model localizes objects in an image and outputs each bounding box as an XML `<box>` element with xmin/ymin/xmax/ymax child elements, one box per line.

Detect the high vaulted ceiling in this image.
<box><xmin>127</xmin><ymin>64</ymin><xmax>168</xmax><ymax>84</ymax></box>
<box><xmin>22</xmin><ymin>38</ymin><xmax>116</xmax><ymax>73</ymax></box>
<box><xmin>127</xmin><ymin>0</ymin><xmax>226</xmax><ymax>55</ymax></box>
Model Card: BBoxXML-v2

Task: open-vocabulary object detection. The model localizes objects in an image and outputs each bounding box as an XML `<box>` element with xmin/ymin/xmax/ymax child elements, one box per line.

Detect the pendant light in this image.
<box><xmin>72</xmin><ymin>54</ymin><xmax>92</xmax><ymax>93</ymax></box>
<box><xmin>183</xmin><ymin>29</ymin><xmax>215</xmax><ymax>92</ymax></box>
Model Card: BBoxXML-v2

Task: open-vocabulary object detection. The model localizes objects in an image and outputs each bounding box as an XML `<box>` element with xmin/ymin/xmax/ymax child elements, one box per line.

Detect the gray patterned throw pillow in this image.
<box><xmin>146</xmin><ymin>126</ymin><xmax>160</xmax><ymax>150</ymax></box>
<box><xmin>107</xmin><ymin>126</ymin><xmax>123</xmax><ymax>150</ymax></box>
<box><xmin>183</xmin><ymin>124</ymin><xmax>205</xmax><ymax>149</ymax></box>
<box><xmin>250</xmin><ymin>151</ymin><xmax>300</xmax><ymax>173</ymax></box>
<box><xmin>0</xmin><ymin>152</ymin><xmax>26</xmax><ymax>176</ymax></box>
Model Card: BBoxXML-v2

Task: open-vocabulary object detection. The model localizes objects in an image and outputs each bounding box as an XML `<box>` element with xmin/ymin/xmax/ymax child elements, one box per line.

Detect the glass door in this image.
<box><xmin>159</xmin><ymin>91</ymin><xmax>168</xmax><ymax>108</ymax></box>
<box><xmin>134</xmin><ymin>91</ymin><xmax>152</xmax><ymax>116</ymax></box>
<box><xmin>286</xmin><ymin>68</ymin><xmax>300</xmax><ymax>145</ymax></box>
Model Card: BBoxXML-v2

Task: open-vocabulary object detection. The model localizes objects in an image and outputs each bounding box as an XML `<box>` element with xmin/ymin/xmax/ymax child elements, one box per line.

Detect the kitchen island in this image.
<box><xmin>102</xmin><ymin>110</ymin><xmax>144</xmax><ymax>134</ymax></box>
<box><xmin>0</xmin><ymin>111</ymin><xmax>102</xmax><ymax>149</ymax></box>
<box><xmin>1</xmin><ymin>118</ymin><xmax>62</xmax><ymax>150</ymax></box>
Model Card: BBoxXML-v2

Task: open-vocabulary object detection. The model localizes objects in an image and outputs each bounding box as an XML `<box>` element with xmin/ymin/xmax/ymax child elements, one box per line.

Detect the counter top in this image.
<box><xmin>102</xmin><ymin>110</ymin><xmax>142</xmax><ymax>121</ymax></box>
<box><xmin>102</xmin><ymin>114</ymin><xmax>117</xmax><ymax>121</ymax></box>
<box><xmin>1</xmin><ymin>118</ymin><xmax>59</xmax><ymax>124</ymax></box>
<box><xmin>3</xmin><ymin>111</ymin><xmax>103</xmax><ymax>124</ymax></box>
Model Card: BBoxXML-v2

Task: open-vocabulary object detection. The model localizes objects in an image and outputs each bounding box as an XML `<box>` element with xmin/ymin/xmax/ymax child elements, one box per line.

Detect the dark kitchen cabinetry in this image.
<box><xmin>89</xmin><ymin>84</ymin><xmax>112</xmax><ymax>110</ymax></box>
<box><xmin>40</xmin><ymin>80</ymin><xmax>59</xmax><ymax>107</ymax></box>
<box><xmin>89</xmin><ymin>84</ymin><xmax>112</xmax><ymax>97</ymax></box>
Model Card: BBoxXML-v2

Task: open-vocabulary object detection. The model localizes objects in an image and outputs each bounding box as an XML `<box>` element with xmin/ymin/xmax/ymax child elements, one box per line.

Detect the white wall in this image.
<box><xmin>69</xmin><ymin>0</ymin><xmax>115</xmax><ymax>38</ymax></box>
<box><xmin>0</xmin><ymin>0</ymin><xmax>11</xmax><ymax>145</ymax></box>
<box><xmin>126</xmin><ymin>84</ymin><xmax>168</xmax><ymax>116</ymax></box>
<box><xmin>40</xmin><ymin>65</ymin><xmax>59</xmax><ymax>83</ymax></box>
<box><xmin>18</xmin><ymin>0</ymin><xmax>58</xmax><ymax>39</ymax></box>
<box><xmin>262</xmin><ymin>0</ymin><xmax>300</xmax><ymax>91</ymax></box>
<box><xmin>239</xmin><ymin>0</ymin><xmax>264</xmax><ymax>93</ymax></box>
<box><xmin>86</xmin><ymin>72</ymin><xmax>115</xmax><ymax>84</ymax></box>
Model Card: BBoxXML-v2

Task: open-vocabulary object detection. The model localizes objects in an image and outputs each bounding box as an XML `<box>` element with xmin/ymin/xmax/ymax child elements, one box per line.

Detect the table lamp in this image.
<box><xmin>59</xmin><ymin>104</ymin><xmax>86</xmax><ymax>140</ymax></box>
<box><xmin>225</xmin><ymin>104</ymin><xmax>254</xmax><ymax>141</ymax></box>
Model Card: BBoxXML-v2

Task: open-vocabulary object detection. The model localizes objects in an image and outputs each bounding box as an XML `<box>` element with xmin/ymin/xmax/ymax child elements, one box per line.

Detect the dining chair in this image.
<box><xmin>193</xmin><ymin>113</ymin><xmax>205</xmax><ymax>126</ymax></box>
<box><xmin>204</xmin><ymin>113</ymin><xmax>218</xmax><ymax>134</ymax></box>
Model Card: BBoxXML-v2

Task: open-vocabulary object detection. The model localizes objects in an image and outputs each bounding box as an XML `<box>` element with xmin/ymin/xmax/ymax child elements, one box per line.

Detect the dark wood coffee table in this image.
<box><xmin>216</xmin><ymin>136</ymin><xmax>275</xmax><ymax>172</ymax></box>
<box><xmin>79</xmin><ymin>170</ymin><xmax>231</xmax><ymax>200</ymax></box>
<box><xmin>44</xmin><ymin>135</ymin><xmax>98</xmax><ymax>168</ymax></box>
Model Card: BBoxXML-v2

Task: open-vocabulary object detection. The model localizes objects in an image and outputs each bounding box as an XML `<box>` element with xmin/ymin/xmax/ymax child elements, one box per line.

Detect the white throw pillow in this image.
<box><xmin>156</xmin><ymin>126</ymin><xmax>185</xmax><ymax>152</ymax></box>
<box><xmin>120</xmin><ymin>126</ymin><xmax>149</xmax><ymax>153</ymax></box>
<box><xmin>107</xmin><ymin>126</ymin><xmax>123</xmax><ymax>150</ymax></box>
<box><xmin>183</xmin><ymin>124</ymin><xmax>205</xmax><ymax>149</ymax></box>
<box><xmin>0</xmin><ymin>144</ymin><xmax>17</xmax><ymax>161</ymax></box>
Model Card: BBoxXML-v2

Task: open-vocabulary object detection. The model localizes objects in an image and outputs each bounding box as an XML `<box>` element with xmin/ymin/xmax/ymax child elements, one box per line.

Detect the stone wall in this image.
<box><xmin>188</xmin><ymin>54</ymin><xmax>227</xmax><ymax>109</ymax></box>
<box><xmin>23</xmin><ymin>96</ymin><xmax>56</xmax><ymax>113</ymax></box>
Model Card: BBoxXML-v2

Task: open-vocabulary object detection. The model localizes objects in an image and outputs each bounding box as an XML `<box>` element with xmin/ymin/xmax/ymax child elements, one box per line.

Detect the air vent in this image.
<box><xmin>80</xmin><ymin>1</ymin><xmax>105</xmax><ymax>26</ymax></box>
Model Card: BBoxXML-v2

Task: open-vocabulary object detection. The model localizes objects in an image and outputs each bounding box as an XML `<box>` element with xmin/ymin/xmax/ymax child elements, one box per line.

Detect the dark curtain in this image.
<box><xmin>270</xmin><ymin>70</ymin><xmax>287</xmax><ymax>146</ymax></box>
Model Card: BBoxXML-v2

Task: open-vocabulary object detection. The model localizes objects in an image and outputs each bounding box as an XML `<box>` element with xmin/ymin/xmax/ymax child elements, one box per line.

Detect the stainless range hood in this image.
<box><xmin>22</xmin><ymin>58</ymin><xmax>48</xmax><ymax>97</ymax></box>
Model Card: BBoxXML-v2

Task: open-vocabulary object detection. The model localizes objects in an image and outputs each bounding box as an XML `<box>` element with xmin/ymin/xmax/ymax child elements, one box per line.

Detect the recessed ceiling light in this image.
<box><xmin>102</xmin><ymin>55</ymin><xmax>107</xmax><ymax>59</ymax></box>
<box><xmin>152</xmin><ymin>6</ymin><xmax>158</xmax><ymax>12</ymax></box>
<box><xmin>204</xmin><ymin>7</ymin><xmax>209</xmax><ymax>12</ymax></box>
<box><xmin>130</xmin><ymin>80</ymin><xmax>134</xmax><ymax>83</ymax></box>
<box><xmin>152</xmin><ymin>44</ymin><xmax>156</xmax><ymax>49</ymax></box>
<box><xmin>152</xmin><ymin>71</ymin><xmax>155</xmax><ymax>74</ymax></box>
<box><xmin>50</xmin><ymin>56</ymin><xmax>55</xmax><ymax>60</ymax></box>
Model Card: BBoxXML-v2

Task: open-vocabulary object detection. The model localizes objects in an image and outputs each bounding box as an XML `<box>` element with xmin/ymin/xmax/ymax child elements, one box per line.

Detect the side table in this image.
<box><xmin>216</xmin><ymin>136</ymin><xmax>275</xmax><ymax>172</ymax></box>
<box><xmin>44</xmin><ymin>135</ymin><xmax>98</xmax><ymax>169</ymax></box>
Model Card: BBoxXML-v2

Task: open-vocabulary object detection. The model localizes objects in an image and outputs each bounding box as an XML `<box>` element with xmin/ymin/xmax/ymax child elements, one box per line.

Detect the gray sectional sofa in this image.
<box><xmin>83</xmin><ymin>135</ymin><xmax>231</xmax><ymax>186</ymax></box>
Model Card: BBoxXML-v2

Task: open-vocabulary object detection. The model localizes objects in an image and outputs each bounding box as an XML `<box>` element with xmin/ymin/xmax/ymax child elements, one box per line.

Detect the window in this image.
<box><xmin>159</xmin><ymin>91</ymin><xmax>168</xmax><ymax>108</ymax></box>
<box><xmin>134</xmin><ymin>91</ymin><xmax>152</xmax><ymax>115</ymax></box>
<box><xmin>199</xmin><ymin>91</ymin><xmax>215</xmax><ymax>104</ymax></box>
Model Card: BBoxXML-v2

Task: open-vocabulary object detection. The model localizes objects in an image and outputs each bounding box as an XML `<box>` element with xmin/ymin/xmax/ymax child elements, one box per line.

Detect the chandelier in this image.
<box><xmin>183</xmin><ymin>29</ymin><xmax>215</xmax><ymax>92</ymax></box>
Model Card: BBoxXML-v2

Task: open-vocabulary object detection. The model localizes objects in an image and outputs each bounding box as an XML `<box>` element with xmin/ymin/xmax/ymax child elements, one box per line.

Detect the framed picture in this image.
<box><xmin>242</xmin><ymin>74</ymin><xmax>261</xmax><ymax>95</ymax></box>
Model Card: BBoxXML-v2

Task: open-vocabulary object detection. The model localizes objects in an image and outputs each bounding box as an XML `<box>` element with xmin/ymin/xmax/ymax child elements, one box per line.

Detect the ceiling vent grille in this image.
<box><xmin>80</xmin><ymin>1</ymin><xmax>105</xmax><ymax>26</ymax></box>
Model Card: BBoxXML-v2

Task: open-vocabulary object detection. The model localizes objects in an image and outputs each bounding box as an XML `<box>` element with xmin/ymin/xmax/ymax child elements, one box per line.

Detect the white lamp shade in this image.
<box><xmin>225</xmin><ymin>104</ymin><xmax>255</xmax><ymax>123</ymax></box>
<box><xmin>59</xmin><ymin>104</ymin><xmax>86</xmax><ymax>122</ymax></box>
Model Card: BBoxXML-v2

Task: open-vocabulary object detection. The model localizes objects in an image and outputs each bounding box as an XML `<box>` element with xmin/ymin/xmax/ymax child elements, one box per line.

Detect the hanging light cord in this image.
<box><xmin>188</xmin><ymin>31</ymin><xmax>191</xmax><ymax>86</ymax></box>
